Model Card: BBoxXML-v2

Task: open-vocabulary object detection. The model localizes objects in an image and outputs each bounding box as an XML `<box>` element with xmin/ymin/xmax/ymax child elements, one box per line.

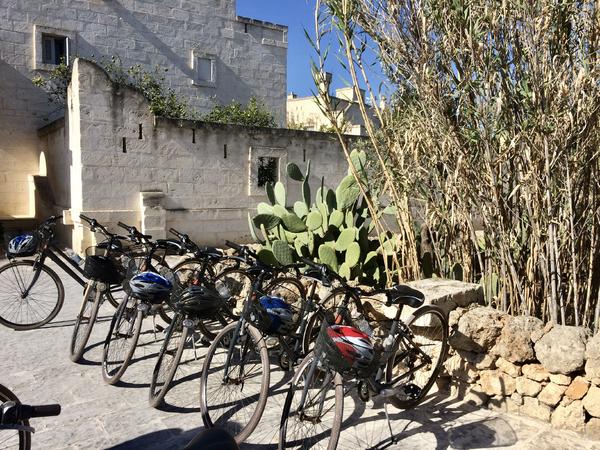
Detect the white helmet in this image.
<box><xmin>129</xmin><ymin>271</ymin><xmax>173</xmax><ymax>303</ymax></box>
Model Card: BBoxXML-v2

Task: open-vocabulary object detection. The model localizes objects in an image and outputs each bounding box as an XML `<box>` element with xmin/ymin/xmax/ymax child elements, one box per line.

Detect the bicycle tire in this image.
<box><xmin>385</xmin><ymin>304</ymin><xmax>449</xmax><ymax>409</ymax></box>
<box><xmin>279</xmin><ymin>352</ymin><xmax>343</xmax><ymax>450</ymax></box>
<box><xmin>102</xmin><ymin>296</ymin><xmax>143</xmax><ymax>385</ymax></box>
<box><xmin>0</xmin><ymin>260</ymin><xmax>64</xmax><ymax>330</ymax></box>
<box><xmin>0</xmin><ymin>384</ymin><xmax>30</xmax><ymax>450</ymax></box>
<box><xmin>149</xmin><ymin>315</ymin><xmax>188</xmax><ymax>408</ymax></box>
<box><xmin>172</xmin><ymin>258</ymin><xmax>216</xmax><ymax>286</ymax></box>
<box><xmin>69</xmin><ymin>282</ymin><xmax>102</xmax><ymax>362</ymax></box>
<box><xmin>105</xmin><ymin>288</ymin><xmax>122</xmax><ymax>309</ymax></box>
<box><xmin>200</xmin><ymin>322</ymin><xmax>270</xmax><ymax>444</ymax></box>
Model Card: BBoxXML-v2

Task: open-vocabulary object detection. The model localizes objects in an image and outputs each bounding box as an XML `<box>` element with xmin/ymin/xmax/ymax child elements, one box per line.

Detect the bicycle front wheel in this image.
<box><xmin>385</xmin><ymin>304</ymin><xmax>449</xmax><ymax>409</ymax></box>
<box><xmin>200</xmin><ymin>322</ymin><xmax>270</xmax><ymax>444</ymax></box>
<box><xmin>102</xmin><ymin>295</ymin><xmax>143</xmax><ymax>384</ymax></box>
<box><xmin>0</xmin><ymin>260</ymin><xmax>64</xmax><ymax>330</ymax></box>
<box><xmin>279</xmin><ymin>352</ymin><xmax>343</xmax><ymax>450</ymax></box>
<box><xmin>149</xmin><ymin>315</ymin><xmax>188</xmax><ymax>408</ymax></box>
<box><xmin>0</xmin><ymin>384</ymin><xmax>30</xmax><ymax>449</ymax></box>
<box><xmin>69</xmin><ymin>281</ymin><xmax>102</xmax><ymax>362</ymax></box>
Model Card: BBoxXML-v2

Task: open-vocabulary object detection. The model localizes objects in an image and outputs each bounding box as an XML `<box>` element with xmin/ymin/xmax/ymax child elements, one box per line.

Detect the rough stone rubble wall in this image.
<box><xmin>0</xmin><ymin>0</ymin><xmax>287</xmax><ymax>217</ymax></box>
<box><xmin>67</xmin><ymin>58</ymin><xmax>351</xmax><ymax>251</ymax></box>
<box><xmin>444</xmin><ymin>305</ymin><xmax>600</xmax><ymax>439</ymax></box>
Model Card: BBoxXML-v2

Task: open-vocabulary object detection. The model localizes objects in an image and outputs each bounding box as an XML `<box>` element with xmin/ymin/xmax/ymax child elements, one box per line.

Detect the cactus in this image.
<box><xmin>272</xmin><ymin>240</ymin><xmax>294</xmax><ymax>265</ymax></box>
<box><xmin>248</xmin><ymin>152</ymin><xmax>396</xmax><ymax>285</ymax></box>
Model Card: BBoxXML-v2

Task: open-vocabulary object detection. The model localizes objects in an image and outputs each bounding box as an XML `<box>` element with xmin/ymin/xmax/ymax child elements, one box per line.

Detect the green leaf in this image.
<box><xmin>336</xmin><ymin>175</ymin><xmax>360</xmax><ymax>210</ymax></box>
<box><xmin>257</xmin><ymin>202</ymin><xmax>273</xmax><ymax>215</ymax></box>
<box><xmin>253</xmin><ymin>214</ymin><xmax>280</xmax><ymax>230</ymax></box>
<box><xmin>293</xmin><ymin>201</ymin><xmax>309</xmax><ymax>218</ymax></box>
<box><xmin>274</xmin><ymin>181</ymin><xmax>286</xmax><ymax>206</ymax></box>
<box><xmin>265</xmin><ymin>182</ymin><xmax>276</xmax><ymax>205</ymax></box>
<box><xmin>329</xmin><ymin>209</ymin><xmax>344</xmax><ymax>228</ymax></box>
<box><xmin>248</xmin><ymin>212</ymin><xmax>261</xmax><ymax>243</ymax></box>
<box><xmin>273</xmin><ymin>204</ymin><xmax>287</xmax><ymax>218</ymax></box>
<box><xmin>339</xmin><ymin>262</ymin><xmax>351</xmax><ymax>280</ymax></box>
<box><xmin>257</xmin><ymin>248</ymin><xmax>278</xmax><ymax>265</ymax></box>
<box><xmin>272</xmin><ymin>240</ymin><xmax>293</xmax><ymax>266</ymax></box>
<box><xmin>335</xmin><ymin>227</ymin><xmax>356</xmax><ymax>251</ymax></box>
<box><xmin>286</xmin><ymin>162</ymin><xmax>304</xmax><ymax>181</ymax></box>
<box><xmin>345</xmin><ymin>242</ymin><xmax>361</xmax><ymax>268</ymax></box>
<box><xmin>306</xmin><ymin>211</ymin><xmax>323</xmax><ymax>231</ymax></box>
<box><xmin>318</xmin><ymin>245</ymin><xmax>338</xmax><ymax>271</ymax></box>
<box><xmin>281</xmin><ymin>212</ymin><xmax>307</xmax><ymax>233</ymax></box>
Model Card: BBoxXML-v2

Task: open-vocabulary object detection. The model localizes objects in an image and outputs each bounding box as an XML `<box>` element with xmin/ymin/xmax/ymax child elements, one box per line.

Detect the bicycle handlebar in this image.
<box><xmin>225</xmin><ymin>240</ymin><xmax>258</xmax><ymax>259</ymax></box>
<box><xmin>1</xmin><ymin>403</ymin><xmax>61</xmax><ymax>423</ymax></box>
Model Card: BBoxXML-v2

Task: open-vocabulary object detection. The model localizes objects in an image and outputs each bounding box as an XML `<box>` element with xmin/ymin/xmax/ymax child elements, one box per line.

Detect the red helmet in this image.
<box><xmin>326</xmin><ymin>325</ymin><xmax>374</xmax><ymax>370</ymax></box>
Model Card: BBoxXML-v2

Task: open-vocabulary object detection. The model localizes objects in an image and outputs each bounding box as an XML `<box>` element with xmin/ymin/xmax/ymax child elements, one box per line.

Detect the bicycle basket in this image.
<box><xmin>244</xmin><ymin>295</ymin><xmax>301</xmax><ymax>336</ymax></box>
<box><xmin>83</xmin><ymin>246</ymin><xmax>125</xmax><ymax>285</ymax></box>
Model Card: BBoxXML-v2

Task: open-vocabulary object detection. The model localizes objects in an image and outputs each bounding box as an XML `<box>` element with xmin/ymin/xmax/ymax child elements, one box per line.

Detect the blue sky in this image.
<box><xmin>237</xmin><ymin>0</ymin><xmax>340</xmax><ymax>98</ymax></box>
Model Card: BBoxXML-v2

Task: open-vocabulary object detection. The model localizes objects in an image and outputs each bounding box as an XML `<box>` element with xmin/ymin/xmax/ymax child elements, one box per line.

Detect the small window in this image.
<box><xmin>196</xmin><ymin>57</ymin><xmax>213</xmax><ymax>83</ymax></box>
<box><xmin>257</xmin><ymin>156</ymin><xmax>278</xmax><ymax>187</ymax></box>
<box><xmin>41</xmin><ymin>34</ymin><xmax>67</xmax><ymax>65</ymax></box>
<box><xmin>191</xmin><ymin>51</ymin><xmax>216</xmax><ymax>87</ymax></box>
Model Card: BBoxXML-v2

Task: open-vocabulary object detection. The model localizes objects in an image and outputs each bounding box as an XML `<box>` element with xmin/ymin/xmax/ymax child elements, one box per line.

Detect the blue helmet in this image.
<box><xmin>258</xmin><ymin>296</ymin><xmax>296</xmax><ymax>335</ymax></box>
<box><xmin>7</xmin><ymin>234</ymin><xmax>39</xmax><ymax>256</ymax></box>
<box><xmin>129</xmin><ymin>271</ymin><xmax>173</xmax><ymax>303</ymax></box>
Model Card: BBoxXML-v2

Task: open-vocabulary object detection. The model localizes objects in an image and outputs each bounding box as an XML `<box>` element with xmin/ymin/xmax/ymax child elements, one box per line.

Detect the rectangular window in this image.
<box><xmin>197</xmin><ymin>57</ymin><xmax>213</xmax><ymax>82</ymax></box>
<box><xmin>41</xmin><ymin>34</ymin><xmax>67</xmax><ymax>65</ymax></box>
<box><xmin>257</xmin><ymin>157</ymin><xmax>278</xmax><ymax>187</ymax></box>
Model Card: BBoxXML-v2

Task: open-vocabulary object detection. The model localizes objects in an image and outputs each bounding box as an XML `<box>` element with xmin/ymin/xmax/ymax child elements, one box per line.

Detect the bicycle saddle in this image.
<box><xmin>384</xmin><ymin>285</ymin><xmax>424</xmax><ymax>308</ymax></box>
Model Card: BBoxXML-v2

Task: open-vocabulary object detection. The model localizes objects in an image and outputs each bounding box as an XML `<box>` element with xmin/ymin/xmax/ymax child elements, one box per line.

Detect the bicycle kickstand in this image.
<box><xmin>383</xmin><ymin>401</ymin><xmax>397</xmax><ymax>444</ymax></box>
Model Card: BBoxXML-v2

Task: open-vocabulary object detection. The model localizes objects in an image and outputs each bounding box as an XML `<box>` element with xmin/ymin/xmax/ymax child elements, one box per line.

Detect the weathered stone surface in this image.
<box><xmin>521</xmin><ymin>397</ymin><xmax>552</xmax><ymax>422</ymax></box>
<box><xmin>586</xmin><ymin>418</ymin><xmax>600</xmax><ymax>441</ymax></box>
<box><xmin>449</xmin><ymin>307</ymin><xmax>468</xmax><ymax>328</ymax></box>
<box><xmin>522</xmin><ymin>364</ymin><xmax>550</xmax><ymax>382</ymax></box>
<box><xmin>491</xmin><ymin>315</ymin><xmax>543</xmax><ymax>363</ymax></box>
<box><xmin>487</xmin><ymin>395</ymin><xmax>519</xmax><ymax>413</ymax></box>
<box><xmin>586</xmin><ymin>333</ymin><xmax>600</xmax><ymax>379</ymax></box>
<box><xmin>551</xmin><ymin>400</ymin><xmax>585</xmax><ymax>432</ymax></box>
<box><xmin>407</xmin><ymin>278</ymin><xmax>484</xmax><ymax>310</ymax></box>
<box><xmin>479</xmin><ymin>369</ymin><xmax>516</xmax><ymax>396</ymax></box>
<box><xmin>449</xmin><ymin>307</ymin><xmax>507</xmax><ymax>353</ymax></box>
<box><xmin>549</xmin><ymin>374</ymin><xmax>572</xmax><ymax>386</ymax></box>
<box><xmin>444</xmin><ymin>354</ymin><xmax>479</xmax><ymax>383</ymax></box>
<box><xmin>496</xmin><ymin>357</ymin><xmax>521</xmax><ymax>377</ymax></box>
<box><xmin>457</xmin><ymin>350</ymin><xmax>496</xmax><ymax>370</ymax></box>
<box><xmin>534</xmin><ymin>325</ymin><xmax>590</xmax><ymax>374</ymax></box>
<box><xmin>531</xmin><ymin>321</ymin><xmax>554</xmax><ymax>343</ymax></box>
<box><xmin>538</xmin><ymin>382</ymin><xmax>567</xmax><ymax>407</ymax></box>
<box><xmin>565</xmin><ymin>376</ymin><xmax>590</xmax><ymax>400</ymax></box>
<box><xmin>583</xmin><ymin>385</ymin><xmax>600</xmax><ymax>417</ymax></box>
<box><xmin>511</xmin><ymin>392</ymin><xmax>523</xmax><ymax>406</ymax></box>
<box><xmin>516</xmin><ymin>377</ymin><xmax>543</xmax><ymax>397</ymax></box>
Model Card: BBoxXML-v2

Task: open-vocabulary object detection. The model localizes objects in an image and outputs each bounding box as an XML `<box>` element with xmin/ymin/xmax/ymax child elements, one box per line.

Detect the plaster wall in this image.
<box><xmin>68</xmin><ymin>59</ymin><xmax>355</xmax><ymax>251</ymax></box>
<box><xmin>0</xmin><ymin>0</ymin><xmax>287</xmax><ymax>217</ymax></box>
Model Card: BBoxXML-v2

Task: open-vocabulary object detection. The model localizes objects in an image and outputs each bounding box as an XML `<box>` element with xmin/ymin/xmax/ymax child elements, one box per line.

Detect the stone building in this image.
<box><xmin>287</xmin><ymin>85</ymin><xmax>377</xmax><ymax>136</ymax></box>
<box><xmin>0</xmin><ymin>0</ymin><xmax>287</xmax><ymax>220</ymax></box>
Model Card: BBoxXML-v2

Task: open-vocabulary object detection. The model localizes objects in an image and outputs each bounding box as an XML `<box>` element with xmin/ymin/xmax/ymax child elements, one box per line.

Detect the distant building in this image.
<box><xmin>0</xmin><ymin>0</ymin><xmax>287</xmax><ymax>219</ymax></box>
<box><xmin>287</xmin><ymin>81</ymin><xmax>377</xmax><ymax>136</ymax></box>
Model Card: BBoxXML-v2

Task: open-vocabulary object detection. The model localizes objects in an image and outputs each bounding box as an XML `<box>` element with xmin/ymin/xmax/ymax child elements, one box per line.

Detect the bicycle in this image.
<box><xmin>101</xmin><ymin>223</ymin><xmax>190</xmax><ymax>385</ymax></box>
<box><xmin>0</xmin><ymin>215</ymin><xmax>122</xmax><ymax>331</ymax></box>
<box><xmin>279</xmin><ymin>259</ymin><xmax>449</xmax><ymax>450</ymax></box>
<box><xmin>0</xmin><ymin>384</ymin><xmax>61</xmax><ymax>450</ymax></box>
<box><xmin>69</xmin><ymin>214</ymin><xmax>136</xmax><ymax>362</ymax></box>
<box><xmin>199</xmin><ymin>249</ymin><xmax>332</xmax><ymax>444</ymax></box>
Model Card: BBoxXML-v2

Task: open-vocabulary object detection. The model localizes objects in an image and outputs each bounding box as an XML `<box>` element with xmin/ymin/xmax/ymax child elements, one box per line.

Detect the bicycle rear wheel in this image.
<box><xmin>149</xmin><ymin>315</ymin><xmax>189</xmax><ymax>408</ymax></box>
<box><xmin>279</xmin><ymin>352</ymin><xmax>343</xmax><ymax>450</ymax></box>
<box><xmin>69</xmin><ymin>281</ymin><xmax>102</xmax><ymax>362</ymax></box>
<box><xmin>0</xmin><ymin>384</ymin><xmax>30</xmax><ymax>450</ymax></box>
<box><xmin>200</xmin><ymin>322</ymin><xmax>270</xmax><ymax>444</ymax></box>
<box><xmin>102</xmin><ymin>295</ymin><xmax>143</xmax><ymax>384</ymax></box>
<box><xmin>0</xmin><ymin>260</ymin><xmax>64</xmax><ymax>330</ymax></box>
<box><xmin>385</xmin><ymin>305</ymin><xmax>449</xmax><ymax>409</ymax></box>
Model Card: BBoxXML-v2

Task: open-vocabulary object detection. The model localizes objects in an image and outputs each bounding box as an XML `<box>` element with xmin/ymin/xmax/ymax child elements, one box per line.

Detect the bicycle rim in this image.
<box><xmin>102</xmin><ymin>296</ymin><xmax>142</xmax><ymax>383</ymax></box>
<box><xmin>0</xmin><ymin>261</ymin><xmax>63</xmax><ymax>330</ymax></box>
<box><xmin>279</xmin><ymin>353</ymin><xmax>342</xmax><ymax>450</ymax></box>
<box><xmin>69</xmin><ymin>282</ymin><xmax>101</xmax><ymax>361</ymax></box>
<box><xmin>200</xmin><ymin>322</ymin><xmax>270</xmax><ymax>443</ymax></box>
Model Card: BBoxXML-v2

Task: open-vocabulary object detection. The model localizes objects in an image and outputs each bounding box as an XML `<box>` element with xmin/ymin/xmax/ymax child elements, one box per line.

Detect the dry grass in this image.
<box><xmin>314</xmin><ymin>0</ymin><xmax>600</xmax><ymax>329</ymax></box>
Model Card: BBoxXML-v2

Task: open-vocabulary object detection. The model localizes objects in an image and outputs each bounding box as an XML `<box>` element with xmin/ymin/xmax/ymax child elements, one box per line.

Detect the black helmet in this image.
<box><xmin>172</xmin><ymin>285</ymin><xmax>227</xmax><ymax>317</ymax></box>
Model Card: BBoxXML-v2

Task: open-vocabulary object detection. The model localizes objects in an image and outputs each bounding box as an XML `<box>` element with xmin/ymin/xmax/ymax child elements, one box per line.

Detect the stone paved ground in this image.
<box><xmin>2</xmin><ymin>259</ymin><xmax>600</xmax><ymax>449</ymax></box>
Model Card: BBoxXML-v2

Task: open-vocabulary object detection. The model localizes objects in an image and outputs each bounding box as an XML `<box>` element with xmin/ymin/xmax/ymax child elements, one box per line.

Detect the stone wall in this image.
<box><xmin>66</xmin><ymin>58</ymin><xmax>355</xmax><ymax>252</ymax></box>
<box><xmin>445</xmin><ymin>305</ymin><xmax>600</xmax><ymax>439</ymax></box>
<box><xmin>0</xmin><ymin>0</ymin><xmax>287</xmax><ymax>216</ymax></box>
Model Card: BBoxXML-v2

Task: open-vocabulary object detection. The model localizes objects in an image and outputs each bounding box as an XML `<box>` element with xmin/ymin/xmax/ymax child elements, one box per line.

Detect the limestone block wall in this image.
<box><xmin>0</xmin><ymin>0</ymin><xmax>287</xmax><ymax>217</ymax></box>
<box><xmin>67</xmin><ymin>59</ymin><xmax>355</xmax><ymax>251</ymax></box>
<box><xmin>444</xmin><ymin>305</ymin><xmax>600</xmax><ymax>440</ymax></box>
